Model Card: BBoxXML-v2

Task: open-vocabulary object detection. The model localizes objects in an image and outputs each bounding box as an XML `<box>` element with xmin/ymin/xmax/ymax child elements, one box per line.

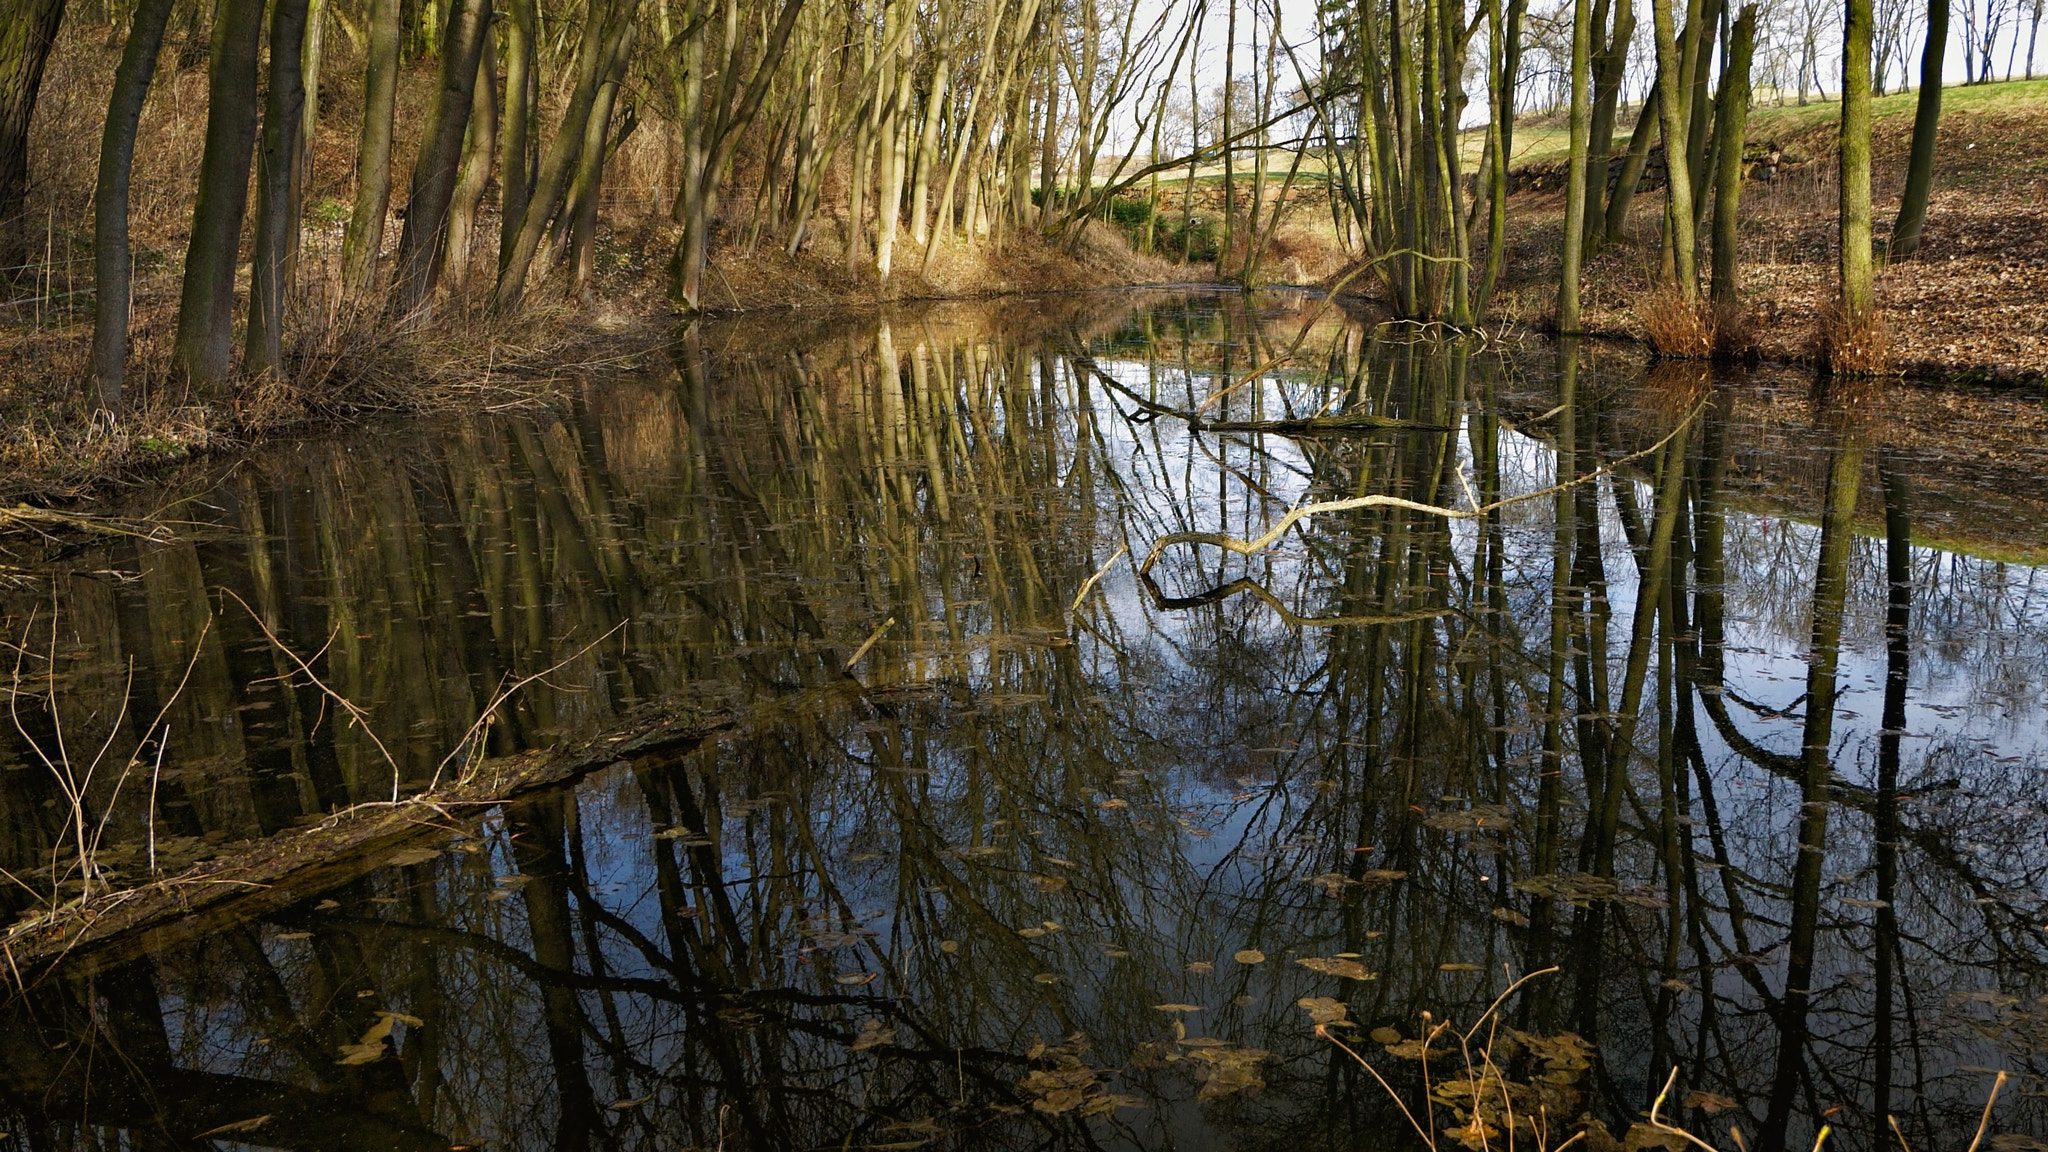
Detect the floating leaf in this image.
<box><xmin>1297</xmin><ymin>997</ymin><xmax>1348</xmax><ymax>1026</ymax></box>
<box><xmin>1186</xmin><ymin>961</ymin><xmax>1214</xmax><ymax>974</ymax></box>
<box><xmin>938</xmin><ymin>940</ymin><xmax>959</xmax><ymax>954</ymax></box>
<box><xmin>1423</xmin><ymin>804</ymin><xmax>1512</xmax><ymax>833</ymax></box>
<box><xmin>1031</xmin><ymin>875</ymin><xmax>1069</xmax><ymax>893</ymax></box>
<box><xmin>1369</xmin><ymin>1026</ymin><xmax>1403</xmax><ymax>1045</ymax></box>
<box><xmin>313</xmin><ymin>899</ymin><xmax>340</xmax><ymax>911</ymax></box>
<box><xmin>1154</xmin><ymin>1003</ymin><xmax>1202</xmax><ymax>1013</ymax></box>
<box><xmin>1491</xmin><ymin>907</ymin><xmax>1530</xmax><ymax>928</ymax></box>
<box><xmin>1842</xmin><ymin>897</ymin><xmax>1891</xmax><ymax>909</ymax></box>
<box><xmin>1188</xmin><ymin>1045</ymin><xmax>1267</xmax><ymax>1100</ymax></box>
<box><xmin>1296</xmin><ymin>957</ymin><xmax>1375</xmax><ymax>981</ymax></box>
<box><xmin>607</xmin><ymin>1096</ymin><xmax>652</xmax><ymax>1110</ymax></box>
<box><xmin>1439</xmin><ymin>962</ymin><xmax>1483</xmax><ymax>972</ymax></box>
<box><xmin>851</xmin><ymin>1018</ymin><xmax>897</xmax><ymax>1051</ymax></box>
<box><xmin>276</xmin><ymin>931</ymin><xmax>312</xmax><ymax>941</ymax></box>
<box><xmin>835</xmin><ymin>972</ymin><xmax>877</xmax><ymax>986</ymax></box>
<box><xmin>386</xmin><ymin>846</ymin><xmax>441</xmax><ymax>867</ymax></box>
<box><xmin>1033</xmin><ymin>973</ymin><xmax>1060</xmax><ymax>984</ymax></box>
<box><xmin>1177</xmin><ymin>1036</ymin><xmax>1229</xmax><ymax>1047</ymax></box>
<box><xmin>1233</xmin><ymin>949</ymin><xmax>1266</xmax><ymax>965</ymax></box>
<box><xmin>1683</xmin><ymin>1090</ymin><xmax>1738</xmax><ymax>1115</ymax></box>
<box><xmin>1017</xmin><ymin>927</ymin><xmax>1048</xmax><ymax>939</ymax></box>
<box><xmin>1103</xmin><ymin>948</ymin><xmax>1130</xmax><ymax>959</ymax></box>
<box><xmin>1098</xmin><ymin>798</ymin><xmax>1129</xmax><ymax>810</ymax></box>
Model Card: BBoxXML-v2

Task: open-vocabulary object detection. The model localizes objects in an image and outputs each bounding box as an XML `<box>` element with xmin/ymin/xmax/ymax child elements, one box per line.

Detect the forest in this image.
<box><xmin>0</xmin><ymin>0</ymin><xmax>2034</xmax><ymax>462</ymax></box>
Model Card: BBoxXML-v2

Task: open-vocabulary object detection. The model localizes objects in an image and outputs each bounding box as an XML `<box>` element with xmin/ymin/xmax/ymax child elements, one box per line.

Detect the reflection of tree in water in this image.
<box><xmin>3</xmin><ymin>296</ymin><xmax>2046</xmax><ymax>1150</ymax></box>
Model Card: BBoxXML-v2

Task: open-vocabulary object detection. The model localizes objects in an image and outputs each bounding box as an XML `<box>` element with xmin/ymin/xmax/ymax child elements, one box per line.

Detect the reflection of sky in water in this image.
<box><xmin>15</xmin><ymin>314</ymin><xmax>2048</xmax><ymax>1149</ymax></box>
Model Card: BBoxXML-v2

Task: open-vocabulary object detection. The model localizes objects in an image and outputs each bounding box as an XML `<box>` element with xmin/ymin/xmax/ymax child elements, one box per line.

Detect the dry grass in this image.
<box><xmin>1817</xmin><ymin>298</ymin><xmax>1895</xmax><ymax>376</ymax></box>
<box><xmin>1638</xmin><ymin>287</ymin><xmax>1715</xmax><ymax>359</ymax></box>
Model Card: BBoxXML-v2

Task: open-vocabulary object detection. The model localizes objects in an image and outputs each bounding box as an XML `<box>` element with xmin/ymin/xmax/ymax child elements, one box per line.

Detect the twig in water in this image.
<box><xmin>430</xmin><ymin>620</ymin><xmax>627</xmax><ymax>791</ymax></box>
<box><xmin>1068</xmin><ymin>545</ymin><xmax>1127</xmax><ymax>615</ymax></box>
<box><xmin>1647</xmin><ymin>1067</ymin><xmax>1731</xmax><ymax>1152</ymax></box>
<box><xmin>845</xmin><ymin>617</ymin><xmax>896</xmax><ymax>672</ymax></box>
<box><xmin>1138</xmin><ymin>398</ymin><xmax>1707</xmax><ymax>577</ymax></box>
<box><xmin>222</xmin><ymin>588</ymin><xmax>405</xmax><ymax>801</ymax></box>
<box><xmin>1964</xmin><ymin>1071</ymin><xmax>2009</xmax><ymax>1152</ymax></box>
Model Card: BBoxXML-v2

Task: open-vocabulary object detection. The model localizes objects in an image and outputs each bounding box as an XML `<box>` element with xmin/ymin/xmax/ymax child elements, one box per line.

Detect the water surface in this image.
<box><xmin>3</xmin><ymin>291</ymin><xmax>2047</xmax><ymax>1151</ymax></box>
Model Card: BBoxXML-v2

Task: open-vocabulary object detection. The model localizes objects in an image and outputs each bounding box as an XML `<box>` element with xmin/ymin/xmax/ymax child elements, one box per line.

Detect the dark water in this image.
<box><xmin>3</xmin><ymin>291</ymin><xmax>2047</xmax><ymax>1151</ymax></box>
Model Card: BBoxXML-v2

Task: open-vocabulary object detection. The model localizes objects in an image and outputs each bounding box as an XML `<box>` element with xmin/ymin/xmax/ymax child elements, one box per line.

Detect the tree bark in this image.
<box><xmin>444</xmin><ymin>33</ymin><xmax>498</xmax><ymax>291</ymax></box>
<box><xmin>89</xmin><ymin>0</ymin><xmax>174</xmax><ymax>408</ymax></box>
<box><xmin>0</xmin><ymin>0</ymin><xmax>66</xmax><ymax>280</ymax></box>
<box><xmin>1889</xmin><ymin>0</ymin><xmax>1945</xmax><ymax>258</ymax></box>
<box><xmin>1709</xmin><ymin>6</ymin><xmax>1756</xmax><ymax>308</ymax></box>
<box><xmin>390</xmin><ymin>0</ymin><xmax>492</xmax><ymax>317</ymax></box>
<box><xmin>1557</xmin><ymin>0</ymin><xmax>1593</xmax><ymax>332</ymax></box>
<box><xmin>1650</xmin><ymin>0</ymin><xmax>1701</xmax><ymax>299</ymax></box>
<box><xmin>173</xmin><ymin>0</ymin><xmax>265</xmax><ymax>388</ymax></box>
<box><xmin>341</xmin><ymin>0</ymin><xmax>401</xmax><ymax>292</ymax></box>
<box><xmin>1840</xmin><ymin>0</ymin><xmax>1874</xmax><ymax>321</ymax></box>
<box><xmin>247</xmin><ymin>0</ymin><xmax>311</xmax><ymax>377</ymax></box>
<box><xmin>498</xmin><ymin>0</ymin><xmax>536</xmax><ymax>274</ymax></box>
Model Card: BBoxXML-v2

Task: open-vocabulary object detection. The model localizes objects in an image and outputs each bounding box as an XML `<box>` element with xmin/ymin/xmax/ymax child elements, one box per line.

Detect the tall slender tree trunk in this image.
<box><xmin>1558</xmin><ymin>0</ymin><xmax>1594</xmax><ymax>331</ymax></box>
<box><xmin>89</xmin><ymin>0</ymin><xmax>175</xmax><ymax>408</ymax></box>
<box><xmin>247</xmin><ymin>0</ymin><xmax>312</xmax><ymax>377</ymax></box>
<box><xmin>1840</xmin><ymin>0</ymin><xmax>1875</xmax><ymax>323</ymax></box>
<box><xmin>173</xmin><ymin>0</ymin><xmax>265</xmax><ymax>387</ymax></box>
<box><xmin>1218</xmin><ymin>0</ymin><xmax>1236</xmax><ymax>275</ymax></box>
<box><xmin>1710</xmin><ymin>6</ymin><xmax>1757</xmax><ymax>309</ymax></box>
<box><xmin>565</xmin><ymin>27</ymin><xmax>632</xmax><ymax>296</ymax></box>
<box><xmin>302</xmin><ymin>0</ymin><xmax>328</xmax><ymax>187</ymax></box>
<box><xmin>1603</xmin><ymin>90</ymin><xmax>1659</xmax><ymax>242</ymax></box>
<box><xmin>0</xmin><ymin>0</ymin><xmax>66</xmax><ymax>281</ymax></box>
<box><xmin>1890</xmin><ymin>0</ymin><xmax>1945</xmax><ymax>258</ymax></box>
<box><xmin>342</xmin><ymin>0</ymin><xmax>401</xmax><ymax>291</ymax></box>
<box><xmin>444</xmin><ymin>34</ymin><xmax>498</xmax><ymax>290</ymax></box>
<box><xmin>498</xmin><ymin>0</ymin><xmax>537</xmax><ymax>273</ymax></box>
<box><xmin>1651</xmin><ymin>0</ymin><xmax>1701</xmax><ymax>298</ymax></box>
<box><xmin>390</xmin><ymin>0</ymin><xmax>492</xmax><ymax>317</ymax></box>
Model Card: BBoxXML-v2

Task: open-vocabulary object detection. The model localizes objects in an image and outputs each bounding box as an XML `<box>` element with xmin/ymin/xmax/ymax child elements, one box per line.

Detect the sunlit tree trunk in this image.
<box><xmin>1840</xmin><ymin>0</ymin><xmax>1874</xmax><ymax>323</ymax></box>
<box><xmin>341</xmin><ymin>0</ymin><xmax>400</xmax><ymax>292</ymax></box>
<box><xmin>1557</xmin><ymin>0</ymin><xmax>1593</xmax><ymax>331</ymax></box>
<box><xmin>89</xmin><ymin>0</ymin><xmax>174</xmax><ymax>408</ymax></box>
<box><xmin>1650</xmin><ymin>0</ymin><xmax>1701</xmax><ymax>298</ymax></box>
<box><xmin>173</xmin><ymin>0</ymin><xmax>264</xmax><ymax>387</ymax></box>
<box><xmin>498</xmin><ymin>0</ymin><xmax>537</xmax><ymax>273</ymax></box>
<box><xmin>1890</xmin><ymin>0</ymin><xmax>1945</xmax><ymax>258</ymax></box>
<box><xmin>1709</xmin><ymin>6</ymin><xmax>1756</xmax><ymax>309</ymax></box>
<box><xmin>443</xmin><ymin>35</ymin><xmax>498</xmax><ymax>291</ymax></box>
<box><xmin>390</xmin><ymin>0</ymin><xmax>492</xmax><ymax>317</ymax></box>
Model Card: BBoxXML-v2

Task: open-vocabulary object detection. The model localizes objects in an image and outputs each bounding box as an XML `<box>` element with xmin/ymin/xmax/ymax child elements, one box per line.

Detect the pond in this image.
<box><xmin>3</xmin><ymin>290</ymin><xmax>2046</xmax><ymax>1151</ymax></box>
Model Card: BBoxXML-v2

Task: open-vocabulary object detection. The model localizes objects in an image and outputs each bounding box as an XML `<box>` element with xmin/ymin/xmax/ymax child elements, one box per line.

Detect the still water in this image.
<box><xmin>3</xmin><ymin>291</ymin><xmax>2046</xmax><ymax>1151</ymax></box>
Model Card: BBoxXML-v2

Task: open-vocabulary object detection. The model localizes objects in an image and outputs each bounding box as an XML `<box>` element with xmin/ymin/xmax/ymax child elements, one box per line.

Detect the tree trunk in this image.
<box><xmin>390</xmin><ymin>0</ymin><xmax>492</xmax><ymax>317</ymax></box>
<box><xmin>566</xmin><ymin>28</ymin><xmax>632</xmax><ymax>296</ymax></box>
<box><xmin>246</xmin><ymin>0</ymin><xmax>311</xmax><ymax>377</ymax></box>
<box><xmin>1840</xmin><ymin>0</ymin><xmax>1874</xmax><ymax>321</ymax></box>
<box><xmin>1651</xmin><ymin>0</ymin><xmax>1701</xmax><ymax>299</ymax></box>
<box><xmin>89</xmin><ymin>0</ymin><xmax>174</xmax><ymax>408</ymax></box>
<box><xmin>341</xmin><ymin>0</ymin><xmax>401</xmax><ymax>291</ymax></box>
<box><xmin>1710</xmin><ymin>6</ymin><xmax>1757</xmax><ymax>309</ymax></box>
<box><xmin>1558</xmin><ymin>0</ymin><xmax>1593</xmax><ymax>331</ymax></box>
<box><xmin>1703</xmin><ymin>5</ymin><xmax>1753</xmax><ymax>309</ymax></box>
<box><xmin>1603</xmin><ymin>90</ymin><xmax>1660</xmax><ymax>243</ymax></box>
<box><xmin>443</xmin><ymin>22</ymin><xmax>498</xmax><ymax>290</ymax></box>
<box><xmin>1890</xmin><ymin>0</ymin><xmax>1946</xmax><ymax>258</ymax></box>
<box><xmin>1582</xmin><ymin>0</ymin><xmax>1633</xmax><ymax>252</ymax></box>
<box><xmin>498</xmin><ymin>0</ymin><xmax>537</xmax><ymax>273</ymax></box>
<box><xmin>495</xmin><ymin>5</ymin><xmax>622</xmax><ymax>312</ymax></box>
<box><xmin>0</xmin><ymin>0</ymin><xmax>67</xmax><ymax>280</ymax></box>
<box><xmin>173</xmin><ymin>0</ymin><xmax>264</xmax><ymax>388</ymax></box>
